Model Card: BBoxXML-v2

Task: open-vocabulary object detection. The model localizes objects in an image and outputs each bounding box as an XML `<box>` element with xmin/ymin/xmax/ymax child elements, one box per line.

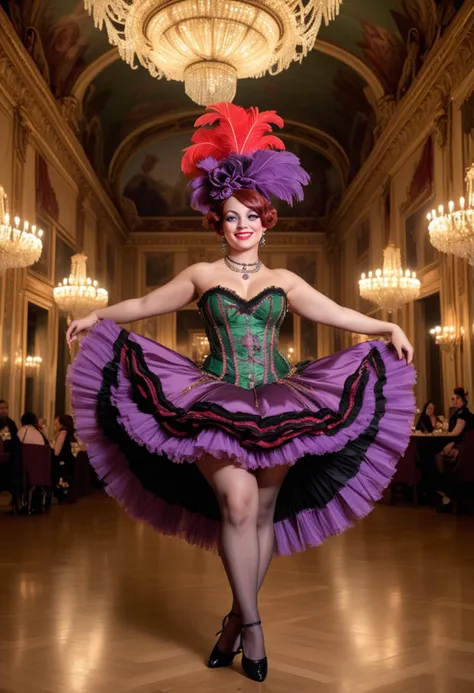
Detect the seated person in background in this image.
<box><xmin>18</xmin><ymin>412</ymin><xmax>49</xmax><ymax>445</ymax></box>
<box><xmin>416</xmin><ymin>401</ymin><xmax>442</xmax><ymax>433</ymax></box>
<box><xmin>0</xmin><ymin>399</ymin><xmax>20</xmax><ymax>501</ymax></box>
<box><xmin>17</xmin><ymin>412</ymin><xmax>49</xmax><ymax>514</ymax></box>
<box><xmin>0</xmin><ymin>399</ymin><xmax>18</xmax><ymax>440</ymax></box>
<box><xmin>436</xmin><ymin>386</ymin><xmax>474</xmax><ymax>512</ymax></box>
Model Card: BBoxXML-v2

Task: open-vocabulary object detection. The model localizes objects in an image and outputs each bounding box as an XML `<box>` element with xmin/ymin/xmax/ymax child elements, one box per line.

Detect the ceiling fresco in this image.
<box><xmin>121</xmin><ymin>133</ymin><xmax>343</xmax><ymax>219</ymax></box>
<box><xmin>1</xmin><ymin>0</ymin><xmax>466</xmax><ymax>225</ymax></box>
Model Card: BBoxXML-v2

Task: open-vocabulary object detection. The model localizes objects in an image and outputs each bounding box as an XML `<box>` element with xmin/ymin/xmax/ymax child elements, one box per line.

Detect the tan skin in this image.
<box><xmin>67</xmin><ymin>196</ymin><xmax>414</xmax><ymax>660</ymax></box>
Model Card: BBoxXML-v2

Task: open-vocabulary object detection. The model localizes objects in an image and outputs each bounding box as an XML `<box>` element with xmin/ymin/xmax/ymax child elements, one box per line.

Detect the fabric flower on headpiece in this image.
<box><xmin>182</xmin><ymin>102</ymin><xmax>310</xmax><ymax>214</ymax></box>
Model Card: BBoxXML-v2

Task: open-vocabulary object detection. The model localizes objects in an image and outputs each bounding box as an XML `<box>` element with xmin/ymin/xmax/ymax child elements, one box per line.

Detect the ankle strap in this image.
<box><xmin>241</xmin><ymin>620</ymin><xmax>261</xmax><ymax>629</ymax></box>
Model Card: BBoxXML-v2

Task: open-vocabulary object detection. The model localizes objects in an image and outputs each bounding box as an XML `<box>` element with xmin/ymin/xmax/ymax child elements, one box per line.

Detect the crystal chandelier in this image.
<box><xmin>84</xmin><ymin>0</ymin><xmax>342</xmax><ymax>106</ymax></box>
<box><xmin>427</xmin><ymin>163</ymin><xmax>474</xmax><ymax>264</ymax></box>
<box><xmin>54</xmin><ymin>253</ymin><xmax>108</xmax><ymax>319</ymax></box>
<box><xmin>0</xmin><ymin>185</ymin><xmax>43</xmax><ymax>273</ymax></box>
<box><xmin>359</xmin><ymin>243</ymin><xmax>420</xmax><ymax>313</ymax></box>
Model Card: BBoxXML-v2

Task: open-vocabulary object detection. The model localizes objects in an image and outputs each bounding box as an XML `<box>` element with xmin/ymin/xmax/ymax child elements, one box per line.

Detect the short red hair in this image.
<box><xmin>203</xmin><ymin>189</ymin><xmax>278</xmax><ymax>234</ymax></box>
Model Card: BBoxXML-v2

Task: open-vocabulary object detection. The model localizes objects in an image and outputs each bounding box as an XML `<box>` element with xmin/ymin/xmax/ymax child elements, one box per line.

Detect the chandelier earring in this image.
<box><xmin>221</xmin><ymin>237</ymin><xmax>228</xmax><ymax>254</ymax></box>
<box><xmin>260</xmin><ymin>232</ymin><xmax>266</xmax><ymax>247</ymax></box>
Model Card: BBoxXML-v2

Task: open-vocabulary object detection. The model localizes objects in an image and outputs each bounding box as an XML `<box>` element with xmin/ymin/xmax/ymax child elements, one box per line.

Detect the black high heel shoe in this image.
<box><xmin>240</xmin><ymin>620</ymin><xmax>268</xmax><ymax>682</ymax></box>
<box><xmin>207</xmin><ymin>611</ymin><xmax>242</xmax><ymax>668</ymax></box>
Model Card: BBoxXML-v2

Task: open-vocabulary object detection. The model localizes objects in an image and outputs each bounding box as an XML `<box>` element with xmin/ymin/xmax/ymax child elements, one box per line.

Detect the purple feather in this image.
<box><xmin>188</xmin><ymin>150</ymin><xmax>310</xmax><ymax>213</ymax></box>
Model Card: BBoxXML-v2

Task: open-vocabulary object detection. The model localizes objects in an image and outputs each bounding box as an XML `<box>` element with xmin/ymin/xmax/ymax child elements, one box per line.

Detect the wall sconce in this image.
<box><xmin>429</xmin><ymin>325</ymin><xmax>461</xmax><ymax>357</ymax></box>
<box><xmin>15</xmin><ymin>355</ymin><xmax>43</xmax><ymax>370</ymax></box>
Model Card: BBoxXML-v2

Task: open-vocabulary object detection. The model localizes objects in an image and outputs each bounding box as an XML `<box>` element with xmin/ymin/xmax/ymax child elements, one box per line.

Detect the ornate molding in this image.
<box><xmin>13</xmin><ymin>106</ymin><xmax>31</xmax><ymax>164</ymax></box>
<box><xmin>127</xmin><ymin>231</ymin><xmax>326</xmax><ymax>249</ymax></box>
<box><xmin>330</xmin><ymin>4</ymin><xmax>474</xmax><ymax>238</ymax></box>
<box><xmin>434</xmin><ymin>102</ymin><xmax>449</xmax><ymax>150</ymax></box>
<box><xmin>59</xmin><ymin>95</ymin><xmax>80</xmax><ymax>133</ymax></box>
<box><xmin>0</xmin><ymin>9</ymin><xmax>127</xmax><ymax>243</ymax></box>
<box><xmin>134</xmin><ymin>216</ymin><xmax>325</xmax><ymax>234</ymax></box>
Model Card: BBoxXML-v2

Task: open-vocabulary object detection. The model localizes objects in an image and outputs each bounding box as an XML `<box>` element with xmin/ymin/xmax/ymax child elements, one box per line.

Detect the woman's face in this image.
<box><xmin>451</xmin><ymin>393</ymin><xmax>465</xmax><ymax>409</ymax></box>
<box><xmin>221</xmin><ymin>196</ymin><xmax>264</xmax><ymax>251</ymax></box>
<box><xmin>426</xmin><ymin>403</ymin><xmax>435</xmax><ymax>416</ymax></box>
<box><xmin>54</xmin><ymin>417</ymin><xmax>60</xmax><ymax>432</ymax></box>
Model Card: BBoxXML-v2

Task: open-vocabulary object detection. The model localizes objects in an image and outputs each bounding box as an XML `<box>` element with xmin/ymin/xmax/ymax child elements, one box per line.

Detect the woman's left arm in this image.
<box><xmin>449</xmin><ymin>418</ymin><xmax>466</xmax><ymax>438</ymax></box>
<box><xmin>283</xmin><ymin>271</ymin><xmax>414</xmax><ymax>364</ymax></box>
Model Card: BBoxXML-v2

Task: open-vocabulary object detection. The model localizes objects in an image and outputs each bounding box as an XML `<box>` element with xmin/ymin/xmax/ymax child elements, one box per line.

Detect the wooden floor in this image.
<box><xmin>1</xmin><ymin>494</ymin><xmax>474</xmax><ymax>693</ymax></box>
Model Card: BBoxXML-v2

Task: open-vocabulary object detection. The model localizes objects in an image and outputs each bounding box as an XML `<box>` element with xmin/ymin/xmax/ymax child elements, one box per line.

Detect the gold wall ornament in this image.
<box><xmin>429</xmin><ymin>325</ymin><xmax>462</xmax><ymax>359</ymax></box>
<box><xmin>358</xmin><ymin>243</ymin><xmax>420</xmax><ymax>313</ymax></box>
<box><xmin>427</xmin><ymin>162</ymin><xmax>474</xmax><ymax>265</ymax></box>
<box><xmin>83</xmin><ymin>0</ymin><xmax>342</xmax><ymax>105</ymax></box>
<box><xmin>0</xmin><ymin>185</ymin><xmax>43</xmax><ymax>273</ymax></box>
<box><xmin>53</xmin><ymin>252</ymin><xmax>108</xmax><ymax>319</ymax></box>
<box><xmin>15</xmin><ymin>355</ymin><xmax>43</xmax><ymax>370</ymax></box>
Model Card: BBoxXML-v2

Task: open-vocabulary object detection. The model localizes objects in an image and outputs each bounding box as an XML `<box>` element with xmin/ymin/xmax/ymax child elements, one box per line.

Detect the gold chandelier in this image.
<box><xmin>84</xmin><ymin>0</ymin><xmax>342</xmax><ymax>106</ymax></box>
<box><xmin>427</xmin><ymin>163</ymin><xmax>474</xmax><ymax>265</ymax></box>
<box><xmin>54</xmin><ymin>253</ymin><xmax>108</xmax><ymax>319</ymax></box>
<box><xmin>0</xmin><ymin>185</ymin><xmax>43</xmax><ymax>273</ymax></box>
<box><xmin>359</xmin><ymin>243</ymin><xmax>420</xmax><ymax>313</ymax></box>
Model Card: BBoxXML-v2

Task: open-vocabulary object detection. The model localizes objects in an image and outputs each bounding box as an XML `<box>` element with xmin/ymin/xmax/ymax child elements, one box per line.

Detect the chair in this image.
<box><xmin>73</xmin><ymin>450</ymin><xmax>91</xmax><ymax>499</ymax></box>
<box><xmin>21</xmin><ymin>444</ymin><xmax>52</xmax><ymax>512</ymax></box>
<box><xmin>451</xmin><ymin>430</ymin><xmax>474</xmax><ymax>513</ymax></box>
<box><xmin>390</xmin><ymin>439</ymin><xmax>421</xmax><ymax>505</ymax></box>
<box><xmin>0</xmin><ymin>438</ymin><xmax>12</xmax><ymax>494</ymax></box>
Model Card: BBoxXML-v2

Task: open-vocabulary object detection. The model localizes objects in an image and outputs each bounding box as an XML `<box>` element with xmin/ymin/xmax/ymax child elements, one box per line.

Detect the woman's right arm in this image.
<box><xmin>54</xmin><ymin>430</ymin><xmax>67</xmax><ymax>457</ymax></box>
<box><xmin>67</xmin><ymin>265</ymin><xmax>200</xmax><ymax>343</ymax></box>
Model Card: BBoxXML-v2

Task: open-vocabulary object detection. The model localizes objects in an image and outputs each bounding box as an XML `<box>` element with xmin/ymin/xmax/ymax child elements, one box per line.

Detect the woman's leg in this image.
<box><xmin>255</xmin><ymin>465</ymin><xmax>290</xmax><ymax>589</ymax></box>
<box><xmin>196</xmin><ymin>455</ymin><xmax>264</xmax><ymax>659</ymax></box>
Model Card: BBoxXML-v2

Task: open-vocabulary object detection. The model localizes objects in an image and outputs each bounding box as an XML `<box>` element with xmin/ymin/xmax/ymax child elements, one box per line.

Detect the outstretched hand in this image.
<box><xmin>389</xmin><ymin>326</ymin><xmax>414</xmax><ymax>364</ymax></box>
<box><xmin>66</xmin><ymin>314</ymin><xmax>99</xmax><ymax>346</ymax></box>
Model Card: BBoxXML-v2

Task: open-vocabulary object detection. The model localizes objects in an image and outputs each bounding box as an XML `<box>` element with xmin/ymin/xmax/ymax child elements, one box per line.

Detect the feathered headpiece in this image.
<box><xmin>181</xmin><ymin>102</ymin><xmax>310</xmax><ymax>214</ymax></box>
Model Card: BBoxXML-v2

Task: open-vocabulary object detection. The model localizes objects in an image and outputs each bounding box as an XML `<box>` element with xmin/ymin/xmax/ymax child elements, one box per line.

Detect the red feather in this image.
<box><xmin>181</xmin><ymin>102</ymin><xmax>286</xmax><ymax>177</ymax></box>
<box><xmin>239</xmin><ymin>107</ymin><xmax>284</xmax><ymax>153</ymax></box>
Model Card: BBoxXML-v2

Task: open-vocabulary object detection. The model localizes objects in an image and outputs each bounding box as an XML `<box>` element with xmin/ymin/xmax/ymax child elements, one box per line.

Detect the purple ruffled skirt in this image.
<box><xmin>68</xmin><ymin>320</ymin><xmax>416</xmax><ymax>555</ymax></box>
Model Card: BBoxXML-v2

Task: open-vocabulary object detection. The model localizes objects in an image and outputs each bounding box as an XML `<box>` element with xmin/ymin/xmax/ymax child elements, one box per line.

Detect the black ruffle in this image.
<box><xmin>95</xmin><ymin>331</ymin><xmax>387</xmax><ymax>523</ymax></box>
<box><xmin>116</xmin><ymin>329</ymin><xmax>379</xmax><ymax>448</ymax></box>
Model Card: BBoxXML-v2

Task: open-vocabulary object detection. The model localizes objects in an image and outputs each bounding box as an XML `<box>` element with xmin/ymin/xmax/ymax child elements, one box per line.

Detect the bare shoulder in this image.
<box><xmin>269</xmin><ymin>267</ymin><xmax>305</xmax><ymax>291</ymax></box>
<box><xmin>186</xmin><ymin>261</ymin><xmax>224</xmax><ymax>280</ymax></box>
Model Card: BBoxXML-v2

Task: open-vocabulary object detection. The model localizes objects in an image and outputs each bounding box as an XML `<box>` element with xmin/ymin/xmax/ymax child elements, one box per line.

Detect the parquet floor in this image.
<box><xmin>1</xmin><ymin>493</ymin><xmax>473</xmax><ymax>693</ymax></box>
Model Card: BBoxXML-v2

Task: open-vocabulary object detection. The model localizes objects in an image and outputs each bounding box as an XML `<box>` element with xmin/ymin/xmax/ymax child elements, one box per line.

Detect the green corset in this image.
<box><xmin>197</xmin><ymin>286</ymin><xmax>291</xmax><ymax>390</ymax></box>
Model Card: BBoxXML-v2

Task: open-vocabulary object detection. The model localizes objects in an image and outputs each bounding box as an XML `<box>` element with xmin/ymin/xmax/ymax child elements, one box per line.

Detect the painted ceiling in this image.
<box><xmin>2</xmin><ymin>0</ymin><xmax>465</xmax><ymax>226</ymax></box>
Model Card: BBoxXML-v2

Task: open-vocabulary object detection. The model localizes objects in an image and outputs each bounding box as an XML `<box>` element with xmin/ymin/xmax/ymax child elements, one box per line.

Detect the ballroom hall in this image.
<box><xmin>1</xmin><ymin>1</ymin><xmax>474</xmax><ymax>692</ymax></box>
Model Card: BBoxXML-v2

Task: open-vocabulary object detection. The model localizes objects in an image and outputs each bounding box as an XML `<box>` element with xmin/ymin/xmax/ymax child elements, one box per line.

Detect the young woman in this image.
<box><xmin>436</xmin><ymin>386</ymin><xmax>474</xmax><ymax>511</ymax></box>
<box><xmin>67</xmin><ymin>103</ymin><xmax>415</xmax><ymax>683</ymax></box>
<box><xmin>416</xmin><ymin>401</ymin><xmax>442</xmax><ymax>433</ymax></box>
<box><xmin>17</xmin><ymin>412</ymin><xmax>49</xmax><ymax>446</ymax></box>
